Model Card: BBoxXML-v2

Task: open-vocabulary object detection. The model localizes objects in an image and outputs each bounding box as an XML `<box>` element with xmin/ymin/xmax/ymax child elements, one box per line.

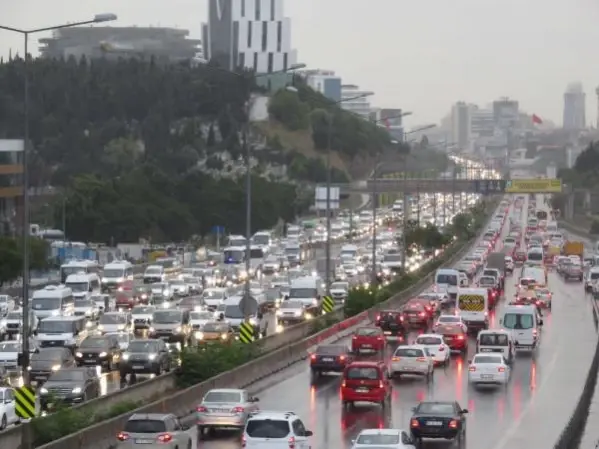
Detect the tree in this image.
<box><xmin>0</xmin><ymin>237</ymin><xmax>21</xmax><ymax>286</ymax></box>
<box><xmin>268</xmin><ymin>90</ymin><xmax>310</xmax><ymax>130</ymax></box>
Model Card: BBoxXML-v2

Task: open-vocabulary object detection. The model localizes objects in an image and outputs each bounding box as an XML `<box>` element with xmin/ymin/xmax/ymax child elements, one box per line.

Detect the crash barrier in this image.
<box><xmin>23</xmin><ymin>198</ymin><xmax>502</xmax><ymax>449</ymax></box>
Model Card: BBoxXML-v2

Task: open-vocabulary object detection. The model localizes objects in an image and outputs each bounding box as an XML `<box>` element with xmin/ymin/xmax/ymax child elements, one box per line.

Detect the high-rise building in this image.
<box><xmin>563</xmin><ymin>82</ymin><xmax>585</xmax><ymax>129</ymax></box>
<box><xmin>38</xmin><ymin>27</ymin><xmax>202</xmax><ymax>62</ymax></box>
<box><xmin>493</xmin><ymin>98</ymin><xmax>519</xmax><ymax>129</ymax></box>
<box><xmin>451</xmin><ymin>102</ymin><xmax>472</xmax><ymax>150</ymax></box>
<box><xmin>202</xmin><ymin>0</ymin><xmax>297</xmax><ymax>73</ymax></box>
<box><xmin>370</xmin><ymin>108</ymin><xmax>404</xmax><ymax>141</ymax></box>
<box><xmin>299</xmin><ymin>69</ymin><xmax>342</xmax><ymax>102</ymax></box>
<box><xmin>340</xmin><ymin>84</ymin><xmax>373</xmax><ymax>118</ymax></box>
<box><xmin>470</xmin><ymin>106</ymin><xmax>494</xmax><ymax>138</ymax></box>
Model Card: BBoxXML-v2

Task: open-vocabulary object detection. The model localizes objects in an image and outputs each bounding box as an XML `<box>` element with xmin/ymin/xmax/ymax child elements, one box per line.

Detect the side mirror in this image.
<box><xmin>411</xmin><ymin>406</ymin><xmax>417</xmax><ymax>412</ymax></box>
<box><xmin>351</xmin><ymin>439</ymin><xmax>356</xmax><ymax>444</ymax></box>
<box><xmin>181</xmin><ymin>425</ymin><xmax>190</xmax><ymax>431</ymax></box>
<box><xmin>461</xmin><ymin>409</ymin><xmax>469</xmax><ymax>414</ymax></box>
<box><xmin>304</xmin><ymin>430</ymin><xmax>313</xmax><ymax>437</ymax></box>
<box><xmin>251</xmin><ymin>397</ymin><xmax>260</xmax><ymax>402</ymax></box>
<box><xmin>467</xmin><ymin>359</ymin><xmax>472</xmax><ymax>364</ymax></box>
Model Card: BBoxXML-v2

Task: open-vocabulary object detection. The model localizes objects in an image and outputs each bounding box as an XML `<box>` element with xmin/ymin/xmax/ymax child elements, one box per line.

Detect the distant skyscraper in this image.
<box><xmin>340</xmin><ymin>84</ymin><xmax>373</xmax><ymax>118</ymax></box>
<box><xmin>563</xmin><ymin>82</ymin><xmax>586</xmax><ymax>129</ymax></box>
<box><xmin>201</xmin><ymin>0</ymin><xmax>298</xmax><ymax>73</ymax></box>
<box><xmin>451</xmin><ymin>102</ymin><xmax>472</xmax><ymax>151</ymax></box>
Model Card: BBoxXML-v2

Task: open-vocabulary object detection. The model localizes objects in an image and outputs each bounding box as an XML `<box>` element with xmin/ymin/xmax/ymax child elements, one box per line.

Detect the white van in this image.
<box><xmin>546</xmin><ymin>221</ymin><xmax>558</xmax><ymax>233</ymax></box>
<box><xmin>526</xmin><ymin>247</ymin><xmax>544</xmax><ymax>266</ymax></box>
<box><xmin>435</xmin><ymin>268</ymin><xmax>460</xmax><ymax>299</ymax></box>
<box><xmin>223</xmin><ymin>246</ymin><xmax>245</xmax><ymax>265</ymax></box>
<box><xmin>476</xmin><ymin>329</ymin><xmax>515</xmax><ymax>363</ymax></box>
<box><xmin>455</xmin><ymin>288</ymin><xmax>488</xmax><ymax>331</ymax></box>
<box><xmin>288</xmin><ymin>276</ymin><xmax>324</xmax><ymax>313</ymax></box>
<box><xmin>227</xmin><ymin>234</ymin><xmax>247</xmax><ymax>247</ymax></box>
<box><xmin>31</xmin><ymin>285</ymin><xmax>74</xmax><ymax>319</ymax></box>
<box><xmin>102</xmin><ymin>260</ymin><xmax>134</xmax><ymax>292</ymax></box>
<box><xmin>36</xmin><ymin>315</ymin><xmax>88</xmax><ymax>351</ymax></box>
<box><xmin>65</xmin><ymin>272</ymin><xmax>101</xmax><ymax>300</ymax></box>
<box><xmin>285</xmin><ymin>241</ymin><xmax>302</xmax><ymax>266</ymax></box>
<box><xmin>143</xmin><ymin>264</ymin><xmax>165</xmax><ymax>284</ymax></box>
<box><xmin>340</xmin><ymin>244</ymin><xmax>359</xmax><ymax>262</ymax></box>
<box><xmin>59</xmin><ymin>259</ymin><xmax>100</xmax><ymax>283</ymax></box>
<box><xmin>248</xmin><ymin>245</ymin><xmax>266</xmax><ymax>276</ymax></box>
<box><xmin>252</xmin><ymin>231</ymin><xmax>272</xmax><ymax>248</ymax></box>
<box><xmin>500</xmin><ymin>305</ymin><xmax>543</xmax><ymax>350</ymax></box>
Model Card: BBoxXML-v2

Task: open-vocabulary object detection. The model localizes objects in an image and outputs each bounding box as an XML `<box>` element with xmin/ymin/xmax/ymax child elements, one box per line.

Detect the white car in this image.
<box><xmin>131</xmin><ymin>305</ymin><xmax>156</xmax><ymax>330</ymax></box>
<box><xmin>169</xmin><ymin>279</ymin><xmax>190</xmax><ymax>296</ymax></box>
<box><xmin>190</xmin><ymin>311</ymin><xmax>213</xmax><ymax>331</ymax></box>
<box><xmin>433</xmin><ymin>315</ymin><xmax>468</xmax><ymax>333</ymax></box>
<box><xmin>388</xmin><ymin>345</ymin><xmax>434</xmax><ymax>381</ymax></box>
<box><xmin>202</xmin><ymin>288</ymin><xmax>227</xmax><ymax>310</ymax></box>
<box><xmin>351</xmin><ymin>428</ymin><xmax>416</xmax><ymax>449</ymax></box>
<box><xmin>104</xmin><ymin>332</ymin><xmax>131</xmax><ymax>351</ymax></box>
<box><xmin>277</xmin><ymin>300</ymin><xmax>307</xmax><ymax>324</ymax></box>
<box><xmin>467</xmin><ymin>353</ymin><xmax>510</xmax><ymax>386</ymax></box>
<box><xmin>0</xmin><ymin>387</ymin><xmax>20</xmax><ymax>429</ymax></box>
<box><xmin>242</xmin><ymin>411</ymin><xmax>313</xmax><ymax>449</ymax></box>
<box><xmin>414</xmin><ymin>334</ymin><xmax>450</xmax><ymax>365</ymax></box>
<box><xmin>330</xmin><ymin>282</ymin><xmax>349</xmax><ymax>303</ymax></box>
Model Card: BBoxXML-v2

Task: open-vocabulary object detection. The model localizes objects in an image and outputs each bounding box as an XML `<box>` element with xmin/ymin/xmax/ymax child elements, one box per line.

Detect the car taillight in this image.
<box><xmin>533</xmin><ymin>329</ymin><xmax>538</xmax><ymax>336</ymax></box>
<box><xmin>416</xmin><ymin>357</ymin><xmax>427</xmax><ymax>362</ymax></box>
<box><xmin>342</xmin><ymin>380</ymin><xmax>346</xmax><ymax>387</ymax></box>
<box><xmin>419</xmin><ymin>312</ymin><xmax>425</xmax><ymax>317</ymax></box>
<box><xmin>484</xmin><ymin>311</ymin><xmax>488</xmax><ymax>317</ymax></box>
<box><xmin>426</xmin><ymin>306</ymin><xmax>431</xmax><ymax>311</ymax></box>
<box><xmin>377</xmin><ymin>336</ymin><xmax>384</xmax><ymax>341</ymax></box>
<box><xmin>310</xmin><ymin>354</ymin><xmax>316</xmax><ymax>361</ymax></box>
<box><xmin>498</xmin><ymin>367</ymin><xmax>505</xmax><ymax>373</ymax></box>
<box><xmin>117</xmin><ymin>432</ymin><xmax>129</xmax><ymax>441</ymax></box>
<box><xmin>379</xmin><ymin>380</ymin><xmax>384</xmax><ymax>388</ymax></box>
<box><xmin>410</xmin><ymin>419</ymin><xmax>420</xmax><ymax>427</ymax></box>
<box><xmin>233</xmin><ymin>406</ymin><xmax>245</xmax><ymax>413</ymax></box>
<box><xmin>196</xmin><ymin>406</ymin><xmax>208</xmax><ymax>412</ymax></box>
<box><xmin>376</xmin><ymin>315</ymin><xmax>380</xmax><ymax>321</ymax></box>
<box><xmin>449</xmin><ymin>420</ymin><xmax>458</xmax><ymax>428</ymax></box>
<box><xmin>289</xmin><ymin>436</ymin><xmax>296</xmax><ymax>448</ymax></box>
<box><xmin>392</xmin><ymin>356</ymin><xmax>400</xmax><ymax>361</ymax></box>
<box><xmin>400</xmin><ymin>315</ymin><xmax>404</xmax><ymax>321</ymax></box>
<box><xmin>339</xmin><ymin>355</ymin><xmax>346</xmax><ymax>362</ymax></box>
<box><xmin>469</xmin><ymin>366</ymin><xmax>476</xmax><ymax>372</ymax></box>
<box><xmin>157</xmin><ymin>433</ymin><xmax>173</xmax><ymax>443</ymax></box>
<box><xmin>352</xmin><ymin>335</ymin><xmax>357</xmax><ymax>339</ymax></box>
<box><xmin>457</xmin><ymin>335</ymin><xmax>465</xmax><ymax>340</ymax></box>
<box><xmin>438</xmin><ymin>346</ymin><xmax>445</xmax><ymax>351</ymax></box>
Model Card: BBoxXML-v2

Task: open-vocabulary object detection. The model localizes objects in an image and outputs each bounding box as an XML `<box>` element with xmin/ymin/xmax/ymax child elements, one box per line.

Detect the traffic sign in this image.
<box><xmin>322</xmin><ymin>295</ymin><xmax>335</xmax><ymax>313</ymax></box>
<box><xmin>15</xmin><ymin>386</ymin><xmax>36</xmax><ymax>419</ymax></box>
<box><xmin>239</xmin><ymin>321</ymin><xmax>254</xmax><ymax>344</ymax></box>
<box><xmin>474</xmin><ymin>179</ymin><xmax>506</xmax><ymax>195</ymax></box>
<box><xmin>505</xmin><ymin>179</ymin><xmax>562</xmax><ymax>193</ymax></box>
<box><xmin>212</xmin><ymin>225</ymin><xmax>225</xmax><ymax>234</ymax></box>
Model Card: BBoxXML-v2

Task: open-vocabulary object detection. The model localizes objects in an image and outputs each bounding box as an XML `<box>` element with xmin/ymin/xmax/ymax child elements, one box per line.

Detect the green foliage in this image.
<box><xmin>288</xmin><ymin>151</ymin><xmax>349</xmax><ymax>183</ymax></box>
<box><xmin>404</xmin><ymin>223</ymin><xmax>451</xmax><ymax>256</ymax></box>
<box><xmin>558</xmin><ymin>142</ymin><xmax>599</xmax><ymax>190</ymax></box>
<box><xmin>309</xmin><ymin>314</ymin><xmax>341</xmax><ymax>334</ymax></box>
<box><xmin>0</xmin><ymin>237</ymin><xmax>49</xmax><ymax>286</ymax></box>
<box><xmin>176</xmin><ymin>342</ymin><xmax>261</xmax><ymax>388</ymax></box>
<box><xmin>268</xmin><ymin>89</ymin><xmax>310</xmax><ymax>130</ymax></box>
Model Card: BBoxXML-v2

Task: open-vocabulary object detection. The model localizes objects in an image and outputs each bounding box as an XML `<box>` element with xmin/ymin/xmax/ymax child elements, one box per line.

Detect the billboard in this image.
<box><xmin>505</xmin><ymin>179</ymin><xmax>562</xmax><ymax>193</ymax></box>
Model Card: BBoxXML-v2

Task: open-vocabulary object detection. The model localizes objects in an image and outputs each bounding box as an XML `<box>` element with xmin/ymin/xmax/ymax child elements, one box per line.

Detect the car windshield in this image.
<box><xmin>127</xmin><ymin>341</ymin><xmax>158</xmax><ymax>353</ymax></box>
<box><xmin>145</xmin><ymin>267</ymin><xmax>162</xmax><ymax>275</ymax></box>
<box><xmin>106</xmin><ymin>333</ymin><xmax>129</xmax><ymax>343</ymax></box>
<box><xmin>0</xmin><ymin>342</ymin><xmax>20</xmax><ymax>352</ymax></box>
<box><xmin>66</xmin><ymin>282</ymin><xmax>88</xmax><ymax>293</ymax></box>
<box><xmin>416</xmin><ymin>337</ymin><xmax>442</xmax><ymax>345</ymax></box>
<box><xmin>5</xmin><ymin>312</ymin><xmax>22</xmax><ymax>320</ymax></box>
<box><xmin>224</xmin><ymin>250</ymin><xmax>244</xmax><ymax>263</ymax></box>
<box><xmin>33</xmin><ymin>348</ymin><xmax>64</xmax><ymax>361</ymax></box>
<box><xmin>132</xmin><ymin>306</ymin><xmax>154</xmax><ymax>314</ymax></box>
<box><xmin>124</xmin><ymin>420</ymin><xmax>166</xmax><ymax>433</ymax></box>
<box><xmin>356</xmin><ymin>328</ymin><xmax>380</xmax><ymax>336</ymax></box>
<box><xmin>346</xmin><ymin>367</ymin><xmax>380</xmax><ymax>380</ymax></box>
<box><xmin>103</xmin><ymin>269</ymin><xmax>124</xmax><ymax>278</ymax></box>
<box><xmin>203</xmin><ymin>391</ymin><xmax>241</xmax><ymax>403</ymax></box>
<box><xmin>190</xmin><ymin>312</ymin><xmax>213</xmax><ymax>320</ymax></box>
<box><xmin>439</xmin><ymin>316</ymin><xmax>459</xmax><ymax>323</ymax></box>
<box><xmin>394</xmin><ymin>348</ymin><xmax>425</xmax><ymax>357</ymax></box>
<box><xmin>356</xmin><ymin>434</ymin><xmax>400</xmax><ymax>445</ymax></box>
<box><xmin>331</xmin><ymin>283</ymin><xmax>348</xmax><ymax>290</ymax></box>
<box><xmin>80</xmin><ymin>337</ymin><xmax>108</xmax><ymax>348</ymax></box>
<box><xmin>479</xmin><ymin>277</ymin><xmax>495</xmax><ymax>286</ymax></box>
<box><xmin>170</xmin><ymin>280</ymin><xmax>184</xmax><ymax>286</ymax></box>
<box><xmin>289</xmin><ymin>288</ymin><xmax>316</xmax><ymax>298</ymax></box>
<box><xmin>245</xmin><ymin>419</ymin><xmax>290</xmax><ymax>438</ymax></box>
<box><xmin>474</xmin><ymin>355</ymin><xmax>503</xmax><ymax>364</ymax></box>
<box><xmin>203</xmin><ymin>323</ymin><xmax>229</xmax><ymax>332</ymax></box>
<box><xmin>153</xmin><ymin>311</ymin><xmax>182</xmax><ymax>323</ymax></box>
<box><xmin>436</xmin><ymin>274</ymin><xmax>457</xmax><ymax>285</ymax></box>
<box><xmin>416</xmin><ymin>403</ymin><xmax>455</xmax><ymax>414</ymax></box>
<box><xmin>50</xmin><ymin>369</ymin><xmax>85</xmax><ymax>382</ymax></box>
<box><xmin>224</xmin><ymin>306</ymin><xmax>244</xmax><ymax>319</ymax></box>
<box><xmin>502</xmin><ymin>313</ymin><xmax>534</xmax><ymax>330</ymax></box>
<box><xmin>383</xmin><ymin>254</ymin><xmax>402</xmax><ymax>262</ymax></box>
<box><xmin>520</xmin><ymin>278</ymin><xmax>535</xmax><ymax>286</ymax></box>
<box><xmin>316</xmin><ymin>345</ymin><xmax>345</xmax><ymax>355</ymax></box>
<box><xmin>32</xmin><ymin>298</ymin><xmax>61</xmax><ymax>310</ymax></box>
<box><xmin>253</xmin><ymin>235</ymin><xmax>270</xmax><ymax>246</ymax></box>
<box><xmin>99</xmin><ymin>314</ymin><xmax>126</xmax><ymax>324</ymax></box>
<box><xmin>74</xmin><ymin>300</ymin><xmax>93</xmax><ymax>308</ymax></box>
<box><xmin>479</xmin><ymin>333</ymin><xmax>509</xmax><ymax>346</ymax></box>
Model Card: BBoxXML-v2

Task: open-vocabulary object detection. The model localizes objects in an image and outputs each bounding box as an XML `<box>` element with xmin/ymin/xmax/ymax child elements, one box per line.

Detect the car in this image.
<box><xmin>467</xmin><ymin>353</ymin><xmax>510</xmax><ymax>386</ymax></box>
<box><xmin>116</xmin><ymin>413</ymin><xmax>195</xmax><ymax>449</ymax></box>
<box><xmin>277</xmin><ymin>300</ymin><xmax>308</xmax><ymax>325</ymax></box>
<box><xmin>196</xmin><ymin>388</ymin><xmax>259</xmax><ymax>437</ymax></box>
<box><xmin>194</xmin><ymin>321</ymin><xmax>235</xmax><ymax>344</ymax></box>
<box><xmin>375</xmin><ymin>310</ymin><xmax>407</xmax><ymax>341</ymax></box>
<box><xmin>75</xmin><ymin>335</ymin><xmax>122</xmax><ymax>371</ymax></box>
<box><xmin>401</xmin><ymin>302</ymin><xmax>430</xmax><ymax>327</ymax></box>
<box><xmin>177</xmin><ymin>297</ymin><xmax>204</xmax><ymax>312</ymax></box>
<box><xmin>433</xmin><ymin>315</ymin><xmax>467</xmax><ymax>333</ymax></box>
<box><xmin>413</xmin><ymin>334</ymin><xmax>450</xmax><ymax>365</ymax></box>
<box><xmin>505</xmin><ymin>256</ymin><xmax>514</xmax><ymax>274</ymax></box>
<box><xmin>28</xmin><ymin>347</ymin><xmax>77</xmax><ymax>383</ymax></box>
<box><xmin>119</xmin><ymin>339</ymin><xmax>173</xmax><ymax>379</ymax></box>
<box><xmin>310</xmin><ymin>344</ymin><xmax>353</xmax><ymax>381</ymax></box>
<box><xmin>0</xmin><ymin>387</ymin><xmax>20</xmax><ymax>429</ymax></box>
<box><xmin>435</xmin><ymin>324</ymin><xmax>468</xmax><ymax>353</ymax></box>
<box><xmin>131</xmin><ymin>305</ymin><xmax>156</xmax><ymax>331</ymax></box>
<box><xmin>350</xmin><ymin>428</ymin><xmax>417</xmax><ymax>449</ymax></box>
<box><xmin>168</xmin><ymin>279</ymin><xmax>190</xmax><ymax>296</ymax></box>
<box><xmin>39</xmin><ymin>367</ymin><xmax>100</xmax><ymax>410</ymax></box>
<box><xmin>242</xmin><ymin>411</ymin><xmax>313</xmax><ymax>449</ymax></box>
<box><xmin>409</xmin><ymin>401</ymin><xmax>468</xmax><ymax>445</ymax></box>
<box><xmin>341</xmin><ymin>361</ymin><xmax>390</xmax><ymax>408</ymax></box>
<box><xmin>535</xmin><ymin>287</ymin><xmax>552</xmax><ymax>309</ymax></box>
<box><xmin>351</xmin><ymin>327</ymin><xmax>385</xmax><ymax>354</ymax></box>
<box><xmin>388</xmin><ymin>345</ymin><xmax>434</xmax><ymax>381</ymax></box>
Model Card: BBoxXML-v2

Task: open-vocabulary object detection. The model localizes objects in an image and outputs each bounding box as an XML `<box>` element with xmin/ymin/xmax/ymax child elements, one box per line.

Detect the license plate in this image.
<box><xmin>160</xmin><ymin>336</ymin><xmax>170</xmax><ymax>340</ymax></box>
<box><xmin>210</xmin><ymin>408</ymin><xmax>228</xmax><ymax>413</ymax></box>
<box><xmin>384</xmin><ymin>331</ymin><xmax>392</xmax><ymax>335</ymax></box>
<box><xmin>481</xmin><ymin>374</ymin><xmax>494</xmax><ymax>379</ymax></box>
<box><xmin>322</xmin><ymin>357</ymin><xmax>334</xmax><ymax>362</ymax></box>
<box><xmin>426</xmin><ymin>421</ymin><xmax>443</xmax><ymax>426</ymax></box>
<box><xmin>35</xmin><ymin>375</ymin><xmax>46</xmax><ymax>379</ymax></box>
<box><xmin>480</xmin><ymin>348</ymin><xmax>492</xmax><ymax>352</ymax></box>
<box><xmin>132</xmin><ymin>365</ymin><xmax>144</xmax><ymax>370</ymax></box>
<box><xmin>134</xmin><ymin>439</ymin><xmax>154</xmax><ymax>444</ymax></box>
<box><xmin>362</xmin><ymin>344</ymin><xmax>372</xmax><ymax>348</ymax></box>
<box><xmin>356</xmin><ymin>387</ymin><xmax>369</xmax><ymax>393</ymax></box>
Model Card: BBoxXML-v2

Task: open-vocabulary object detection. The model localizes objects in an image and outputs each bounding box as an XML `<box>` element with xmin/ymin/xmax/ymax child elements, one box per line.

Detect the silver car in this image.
<box><xmin>116</xmin><ymin>413</ymin><xmax>195</xmax><ymax>449</ymax></box>
<box><xmin>196</xmin><ymin>388</ymin><xmax>259</xmax><ymax>437</ymax></box>
<box><xmin>387</xmin><ymin>345</ymin><xmax>434</xmax><ymax>381</ymax></box>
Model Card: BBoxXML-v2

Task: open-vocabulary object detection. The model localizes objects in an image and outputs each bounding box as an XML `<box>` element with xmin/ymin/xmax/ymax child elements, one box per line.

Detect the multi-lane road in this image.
<box><xmin>189</xmin><ymin>194</ymin><xmax>597</xmax><ymax>449</ymax></box>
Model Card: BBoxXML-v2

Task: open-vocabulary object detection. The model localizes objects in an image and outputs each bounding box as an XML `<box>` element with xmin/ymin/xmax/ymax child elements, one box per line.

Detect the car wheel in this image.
<box><xmin>0</xmin><ymin>414</ymin><xmax>6</xmax><ymax>430</ymax></box>
<box><xmin>197</xmin><ymin>425</ymin><xmax>205</xmax><ymax>439</ymax></box>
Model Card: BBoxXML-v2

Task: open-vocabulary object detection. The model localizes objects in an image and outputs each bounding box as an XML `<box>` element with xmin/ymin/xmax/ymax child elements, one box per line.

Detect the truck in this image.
<box><xmin>563</xmin><ymin>241</ymin><xmax>584</xmax><ymax>260</ymax></box>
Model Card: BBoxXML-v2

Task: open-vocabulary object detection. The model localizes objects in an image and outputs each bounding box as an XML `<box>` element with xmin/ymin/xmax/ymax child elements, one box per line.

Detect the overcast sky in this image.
<box><xmin>1</xmin><ymin>0</ymin><xmax>599</xmax><ymax>126</ymax></box>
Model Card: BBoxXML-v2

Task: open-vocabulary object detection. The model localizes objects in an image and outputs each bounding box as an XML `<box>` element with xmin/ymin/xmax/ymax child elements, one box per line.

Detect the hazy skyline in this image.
<box><xmin>1</xmin><ymin>0</ymin><xmax>599</xmax><ymax>126</ymax></box>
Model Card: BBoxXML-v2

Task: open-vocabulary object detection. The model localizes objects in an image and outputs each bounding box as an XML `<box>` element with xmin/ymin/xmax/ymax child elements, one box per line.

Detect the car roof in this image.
<box><xmin>416</xmin><ymin>333</ymin><xmax>442</xmax><ymax>339</ymax></box>
<box><xmin>206</xmin><ymin>388</ymin><xmax>244</xmax><ymax>394</ymax></box>
<box><xmin>346</xmin><ymin>360</ymin><xmax>384</xmax><ymax>368</ymax></box>
<box><xmin>129</xmin><ymin>413</ymin><xmax>173</xmax><ymax>421</ymax></box>
<box><xmin>358</xmin><ymin>428</ymin><xmax>401</xmax><ymax>435</ymax></box>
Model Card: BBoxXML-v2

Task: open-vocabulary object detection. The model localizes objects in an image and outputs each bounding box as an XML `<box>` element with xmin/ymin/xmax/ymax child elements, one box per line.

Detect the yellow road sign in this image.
<box><xmin>15</xmin><ymin>386</ymin><xmax>36</xmax><ymax>419</ymax></box>
<box><xmin>239</xmin><ymin>321</ymin><xmax>254</xmax><ymax>344</ymax></box>
<box><xmin>505</xmin><ymin>179</ymin><xmax>562</xmax><ymax>193</ymax></box>
<box><xmin>322</xmin><ymin>295</ymin><xmax>335</xmax><ymax>313</ymax></box>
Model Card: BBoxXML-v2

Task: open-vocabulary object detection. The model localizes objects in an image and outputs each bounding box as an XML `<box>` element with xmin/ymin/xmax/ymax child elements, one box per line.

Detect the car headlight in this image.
<box><xmin>312</xmin><ymin>299</ymin><xmax>318</xmax><ymax>306</ymax></box>
<box><xmin>122</xmin><ymin>353</ymin><xmax>130</xmax><ymax>360</ymax></box>
<box><xmin>195</xmin><ymin>331</ymin><xmax>204</xmax><ymax>340</ymax></box>
<box><xmin>117</xmin><ymin>324</ymin><xmax>125</xmax><ymax>330</ymax></box>
<box><xmin>72</xmin><ymin>387</ymin><xmax>82</xmax><ymax>394</ymax></box>
<box><xmin>51</xmin><ymin>310</ymin><xmax>60</xmax><ymax>316</ymax></box>
<box><xmin>98</xmin><ymin>324</ymin><xmax>104</xmax><ymax>330</ymax></box>
<box><xmin>276</xmin><ymin>310</ymin><xmax>282</xmax><ymax>316</ymax></box>
<box><xmin>99</xmin><ymin>352</ymin><xmax>107</xmax><ymax>357</ymax></box>
<box><xmin>149</xmin><ymin>327</ymin><xmax>155</xmax><ymax>332</ymax></box>
<box><xmin>40</xmin><ymin>387</ymin><xmax>48</xmax><ymax>394</ymax></box>
<box><xmin>141</xmin><ymin>294</ymin><xmax>147</xmax><ymax>299</ymax></box>
<box><xmin>148</xmin><ymin>353</ymin><xmax>157</xmax><ymax>360</ymax></box>
<box><xmin>162</xmin><ymin>302</ymin><xmax>169</xmax><ymax>308</ymax></box>
<box><xmin>51</xmin><ymin>364</ymin><xmax>61</xmax><ymax>371</ymax></box>
<box><xmin>163</xmin><ymin>290</ymin><xmax>170</xmax><ymax>296</ymax></box>
<box><xmin>248</xmin><ymin>317</ymin><xmax>257</xmax><ymax>325</ymax></box>
<box><xmin>27</xmin><ymin>366</ymin><xmax>31</xmax><ymax>371</ymax></box>
<box><xmin>75</xmin><ymin>352</ymin><xmax>83</xmax><ymax>358</ymax></box>
<box><xmin>174</xmin><ymin>326</ymin><xmax>182</xmax><ymax>333</ymax></box>
<box><xmin>221</xmin><ymin>333</ymin><xmax>228</xmax><ymax>340</ymax></box>
<box><xmin>295</xmin><ymin>310</ymin><xmax>302</xmax><ymax>316</ymax></box>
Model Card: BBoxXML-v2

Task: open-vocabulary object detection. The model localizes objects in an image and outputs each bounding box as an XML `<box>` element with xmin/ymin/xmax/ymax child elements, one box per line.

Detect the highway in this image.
<box><xmin>185</xmin><ymin>194</ymin><xmax>598</xmax><ymax>449</ymax></box>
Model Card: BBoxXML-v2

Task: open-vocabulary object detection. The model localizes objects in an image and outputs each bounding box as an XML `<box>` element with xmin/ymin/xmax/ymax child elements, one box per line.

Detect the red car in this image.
<box><xmin>514</xmin><ymin>251</ymin><xmax>527</xmax><ymax>264</ymax></box>
<box><xmin>402</xmin><ymin>302</ymin><xmax>431</xmax><ymax>327</ymax></box>
<box><xmin>352</xmin><ymin>327</ymin><xmax>385</xmax><ymax>353</ymax></box>
<box><xmin>341</xmin><ymin>361</ymin><xmax>390</xmax><ymax>407</ymax></box>
<box><xmin>437</xmin><ymin>325</ymin><xmax>468</xmax><ymax>353</ymax></box>
<box><xmin>411</xmin><ymin>297</ymin><xmax>438</xmax><ymax>315</ymax></box>
<box><xmin>115</xmin><ymin>292</ymin><xmax>138</xmax><ymax>310</ymax></box>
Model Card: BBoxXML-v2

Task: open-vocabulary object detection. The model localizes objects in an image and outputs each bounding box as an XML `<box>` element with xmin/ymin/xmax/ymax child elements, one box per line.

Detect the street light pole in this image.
<box><xmin>0</xmin><ymin>13</ymin><xmax>117</xmax><ymax>387</ymax></box>
<box><xmin>324</xmin><ymin>115</ymin><xmax>332</xmax><ymax>295</ymax></box>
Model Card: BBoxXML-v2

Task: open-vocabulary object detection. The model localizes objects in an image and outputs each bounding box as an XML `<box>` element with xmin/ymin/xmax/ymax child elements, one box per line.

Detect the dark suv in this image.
<box><xmin>375</xmin><ymin>310</ymin><xmax>408</xmax><ymax>341</ymax></box>
<box><xmin>39</xmin><ymin>367</ymin><xmax>100</xmax><ymax>410</ymax></box>
<box><xmin>119</xmin><ymin>339</ymin><xmax>173</xmax><ymax>380</ymax></box>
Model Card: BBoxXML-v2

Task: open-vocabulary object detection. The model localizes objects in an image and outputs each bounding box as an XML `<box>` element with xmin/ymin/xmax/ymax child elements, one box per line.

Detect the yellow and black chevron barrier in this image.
<box><xmin>322</xmin><ymin>295</ymin><xmax>335</xmax><ymax>313</ymax></box>
<box><xmin>457</xmin><ymin>294</ymin><xmax>485</xmax><ymax>311</ymax></box>
<box><xmin>15</xmin><ymin>385</ymin><xmax>36</xmax><ymax>419</ymax></box>
<box><xmin>239</xmin><ymin>321</ymin><xmax>255</xmax><ymax>344</ymax></box>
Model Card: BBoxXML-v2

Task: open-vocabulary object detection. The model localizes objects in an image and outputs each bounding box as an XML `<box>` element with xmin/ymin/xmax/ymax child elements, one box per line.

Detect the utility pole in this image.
<box><xmin>371</xmin><ymin>161</ymin><xmax>379</xmax><ymax>285</ymax></box>
<box><xmin>324</xmin><ymin>115</ymin><xmax>332</xmax><ymax>295</ymax></box>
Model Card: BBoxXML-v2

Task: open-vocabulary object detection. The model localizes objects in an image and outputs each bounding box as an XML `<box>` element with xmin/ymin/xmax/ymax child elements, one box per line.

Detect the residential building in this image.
<box><xmin>202</xmin><ymin>0</ymin><xmax>298</xmax><ymax>73</ymax></box>
<box><xmin>470</xmin><ymin>106</ymin><xmax>495</xmax><ymax>138</ymax></box>
<box><xmin>299</xmin><ymin>69</ymin><xmax>342</xmax><ymax>102</ymax></box>
<box><xmin>340</xmin><ymin>84</ymin><xmax>373</xmax><ymax>118</ymax></box>
<box><xmin>563</xmin><ymin>82</ymin><xmax>586</xmax><ymax>129</ymax></box>
<box><xmin>370</xmin><ymin>108</ymin><xmax>404</xmax><ymax>141</ymax></box>
<box><xmin>451</xmin><ymin>102</ymin><xmax>472</xmax><ymax>151</ymax></box>
<box><xmin>493</xmin><ymin>98</ymin><xmax>519</xmax><ymax>130</ymax></box>
<box><xmin>0</xmin><ymin>140</ymin><xmax>24</xmax><ymax>235</ymax></box>
<box><xmin>38</xmin><ymin>27</ymin><xmax>202</xmax><ymax>62</ymax></box>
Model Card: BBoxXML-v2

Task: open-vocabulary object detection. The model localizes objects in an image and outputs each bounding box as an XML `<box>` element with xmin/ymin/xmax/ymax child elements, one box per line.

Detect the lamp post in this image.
<box><xmin>0</xmin><ymin>13</ymin><xmax>117</xmax><ymax>387</ymax></box>
<box><xmin>285</xmin><ymin>88</ymin><xmax>374</xmax><ymax>295</ymax></box>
